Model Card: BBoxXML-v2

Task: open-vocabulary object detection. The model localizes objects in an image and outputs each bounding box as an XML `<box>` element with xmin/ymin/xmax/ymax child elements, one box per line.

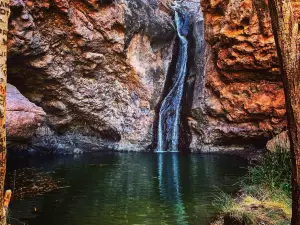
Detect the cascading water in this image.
<box><xmin>156</xmin><ymin>5</ymin><xmax>190</xmax><ymax>153</ymax></box>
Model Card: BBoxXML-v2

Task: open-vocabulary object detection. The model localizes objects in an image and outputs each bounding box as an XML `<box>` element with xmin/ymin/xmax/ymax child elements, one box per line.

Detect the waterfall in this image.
<box><xmin>156</xmin><ymin>7</ymin><xmax>190</xmax><ymax>153</ymax></box>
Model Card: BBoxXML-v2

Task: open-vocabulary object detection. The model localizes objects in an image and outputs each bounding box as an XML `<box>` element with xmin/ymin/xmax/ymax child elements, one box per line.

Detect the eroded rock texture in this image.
<box><xmin>7</xmin><ymin>0</ymin><xmax>290</xmax><ymax>153</ymax></box>
<box><xmin>188</xmin><ymin>0</ymin><xmax>287</xmax><ymax>151</ymax></box>
<box><xmin>7</xmin><ymin>0</ymin><xmax>175</xmax><ymax>152</ymax></box>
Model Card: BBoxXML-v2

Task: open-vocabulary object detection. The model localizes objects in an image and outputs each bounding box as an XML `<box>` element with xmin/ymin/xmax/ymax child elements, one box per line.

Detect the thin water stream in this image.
<box><xmin>157</xmin><ymin>7</ymin><xmax>191</xmax><ymax>152</ymax></box>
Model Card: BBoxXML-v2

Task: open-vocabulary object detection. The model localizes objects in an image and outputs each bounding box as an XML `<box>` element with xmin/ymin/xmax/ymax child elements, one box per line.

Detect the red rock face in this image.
<box><xmin>205</xmin><ymin>0</ymin><xmax>278</xmax><ymax>72</ymax></box>
<box><xmin>7</xmin><ymin>0</ymin><xmax>292</xmax><ymax>152</ymax></box>
<box><xmin>189</xmin><ymin>0</ymin><xmax>289</xmax><ymax>150</ymax></box>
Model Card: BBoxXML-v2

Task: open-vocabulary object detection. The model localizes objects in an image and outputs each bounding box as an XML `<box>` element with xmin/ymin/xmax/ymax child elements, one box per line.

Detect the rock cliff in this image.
<box><xmin>187</xmin><ymin>0</ymin><xmax>287</xmax><ymax>151</ymax></box>
<box><xmin>7</xmin><ymin>0</ymin><xmax>175</xmax><ymax>152</ymax></box>
<box><xmin>6</xmin><ymin>0</ymin><xmax>290</xmax><ymax>153</ymax></box>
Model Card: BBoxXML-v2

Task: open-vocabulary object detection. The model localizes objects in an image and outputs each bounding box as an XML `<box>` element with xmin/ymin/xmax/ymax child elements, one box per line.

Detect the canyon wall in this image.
<box><xmin>6</xmin><ymin>0</ymin><xmax>291</xmax><ymax>152</ymax></box>
<box><xmin>7</xmin><ymin>0</ymin><xmax>175</xmax><ymax>152</ymax></box>
<box><xmin>188</xmin><ymin>0</ymin><xmax>287</xmax><ymax>151</ymax></box>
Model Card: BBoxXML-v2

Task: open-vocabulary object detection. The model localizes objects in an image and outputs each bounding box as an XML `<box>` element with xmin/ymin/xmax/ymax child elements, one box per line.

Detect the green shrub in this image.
<box><xmin>244</xmin><ymin>147</ymin><xmax>292</xmax><ymax>198</ymax></box>
<box><xmin>212</xmin><ymin>146</ymin><xmax>292</xmax><ymax>224</ymax></box>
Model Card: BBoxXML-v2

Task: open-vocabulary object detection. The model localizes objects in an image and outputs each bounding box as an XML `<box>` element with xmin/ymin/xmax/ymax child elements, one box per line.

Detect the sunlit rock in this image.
<box><xmin>266</xmin><ymin>131</ymin><xmax>290</xmax><ymax>152</ymax></box>
<box><xmin>7</xmin><ymin>84</ymin><xmax>46</xmax><ymax>140</ymax></box>
<box><xmin>188</xmin><ymin>0</ymin><xmax>287</xmax><ymax>151</ymax></box>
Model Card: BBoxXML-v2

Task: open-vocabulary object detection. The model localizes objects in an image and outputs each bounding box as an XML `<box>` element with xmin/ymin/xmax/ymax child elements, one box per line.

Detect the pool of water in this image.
<box><xmin>6</xmin><ymin>152</ymin><xmax>248</xmax><ymax>225</ymax></box>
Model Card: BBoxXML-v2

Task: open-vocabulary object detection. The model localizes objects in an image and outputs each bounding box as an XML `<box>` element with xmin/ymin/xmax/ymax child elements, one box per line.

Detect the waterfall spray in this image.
<box><xmin>156</xmin><ymin>4</ymin><xmax>189</xmax><ymax>153</ymax></box>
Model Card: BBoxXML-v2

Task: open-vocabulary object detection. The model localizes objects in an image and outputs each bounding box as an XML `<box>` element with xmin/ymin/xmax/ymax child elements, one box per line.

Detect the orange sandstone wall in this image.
<box><xmin>189</xmin><ymin>0</ymin><xmax>292</xmax><ymax>151</ymax></box>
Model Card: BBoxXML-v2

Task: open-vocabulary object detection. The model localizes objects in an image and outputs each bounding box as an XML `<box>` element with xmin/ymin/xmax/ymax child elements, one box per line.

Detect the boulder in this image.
<box><xmin>266</xmin><ymin>131</ymin><xmax>290</xmax><ymax>152</ymax></box>
<box><xmin>7</xmin><ymin>84</ymin><xmax>46</xmax><ymax>140</ymax></box>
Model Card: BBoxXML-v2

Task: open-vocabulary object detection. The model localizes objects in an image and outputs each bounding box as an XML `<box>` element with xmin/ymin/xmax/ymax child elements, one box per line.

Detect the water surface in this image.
<box><xmin>7</xmin><ymin>152</ymin><xmax>247</xmax><ymax>225</ymax></box>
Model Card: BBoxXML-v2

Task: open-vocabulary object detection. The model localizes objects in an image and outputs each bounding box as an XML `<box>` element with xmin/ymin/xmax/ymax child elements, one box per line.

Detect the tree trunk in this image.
<box><xmin>0</xmin><ymin>1</ymin><xmax>9</xmax><ymax>225</ymax></box>
<box><xmin>268</xmin><ymin>0</ymin><xmax>300</xmax><ymax>224</ymax></box>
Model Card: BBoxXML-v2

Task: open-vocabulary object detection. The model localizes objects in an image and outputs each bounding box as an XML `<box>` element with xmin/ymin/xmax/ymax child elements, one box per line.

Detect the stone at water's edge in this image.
<box><xmin>7</xmin><ymin>84</ymin><xmax>46</xmax><ymax>141</ymax></box>
<box><xmin>266</xmin><ymin>131</ymin><xmax>290</xmax><ymax>152</ymax></box>
<box><xmin>7</xmin><ymin>0</ymin><xmax>175</xmax><ymax>151</ymax></box>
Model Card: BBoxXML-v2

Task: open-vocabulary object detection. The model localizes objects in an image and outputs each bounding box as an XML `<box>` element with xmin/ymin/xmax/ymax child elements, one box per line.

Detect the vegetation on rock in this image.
<box><xmin>213</xmin><ymin>146</ymin><xmax>292</xmax><ymax>225</ymax></box>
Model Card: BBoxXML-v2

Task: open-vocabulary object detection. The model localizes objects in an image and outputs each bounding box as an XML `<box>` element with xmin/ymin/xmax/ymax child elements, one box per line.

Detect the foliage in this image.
<box><xmin>243</xmin><ymin>146</ymin><xmax>292</xmax><ymax>202</ymax></box>
<box><xmin>212</xmin><ymin>192</ymin><xmax>256</xmax><ymax>224</ymax></box>
<box><xmin>243</xmin><ymin>148</ymin><xmax>292</xmax><ymax>196</ymax></box>
<box><xmin>212</xmin><ymin>191</ymin><xmax>236</xmax><ymax>213</ymax></box>
<box><xmin>212</xmin><ymin>146</ymin><xmax>292</xmax><ymax>224</ymax></box>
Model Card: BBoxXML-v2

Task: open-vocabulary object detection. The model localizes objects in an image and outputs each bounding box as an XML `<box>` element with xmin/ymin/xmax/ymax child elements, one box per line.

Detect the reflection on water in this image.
<box><xmin>7</xmin><ymin>152</ymin><xmax>247</xmax><ymax>225</ymax></box>
<box><xmin>158</xmin><ymin>153</ymin><xmax>187</xmax><ymax>225</ymax></box>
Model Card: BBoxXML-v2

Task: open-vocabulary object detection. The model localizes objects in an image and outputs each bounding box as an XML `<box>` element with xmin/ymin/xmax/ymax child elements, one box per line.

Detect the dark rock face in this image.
<box><xmin>125</xmin><ymin>0</ymin><xmax>175</xmax><ymax>50</ymax></box>
<box><xmin>7</xmin><ymin>0</ymin><xmax>175</xmax><ymax>152</ymax></box>
<box><xmin>7</xmin><ymin>84</ymin><xmax>46</xmax><ymax>141</ymax></box>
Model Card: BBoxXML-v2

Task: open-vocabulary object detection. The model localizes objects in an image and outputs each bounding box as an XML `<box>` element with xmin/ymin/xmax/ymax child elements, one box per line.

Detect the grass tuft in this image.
<box><xmin>212</xmin><ymin>191</ymin><xmax>236</xmax><ymax>213</ymax></box>
<box><xmin>244</xmin><ymin>146</ymin><xmax>291</xmax><ymax>197</ymax></box>
<box><xmin>242</xmin><ymin>146</ymin><xmax>292</xmax><ymax>209</ymax></box>
<box><xmin>212</xmin><ymin>144</ymin><xmax>292</xmax><ymax>225</ymax></box>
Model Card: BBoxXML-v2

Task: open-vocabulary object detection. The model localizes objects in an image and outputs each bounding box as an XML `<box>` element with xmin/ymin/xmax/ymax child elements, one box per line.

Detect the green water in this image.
<box><xmin>7</xmin><ymin>152</ymin><xmax>247</xmax><ymax>225</ymax></box>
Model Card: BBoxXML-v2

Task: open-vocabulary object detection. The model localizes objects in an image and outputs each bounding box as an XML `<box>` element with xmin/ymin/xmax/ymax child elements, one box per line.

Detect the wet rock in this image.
<box><xmin>7</xmin><ymin>0</ymin><xmax>176</xmax><ymax>152</ymax></box>
<box><xmin>7</xmin><ymin>84</ymin><xmax>46</xmax><ymax>140</ymax></box>
<box><xmin>73</xmin><ymin>148</ymin><xmax>83</xmax><ymax>154</ymax></box>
